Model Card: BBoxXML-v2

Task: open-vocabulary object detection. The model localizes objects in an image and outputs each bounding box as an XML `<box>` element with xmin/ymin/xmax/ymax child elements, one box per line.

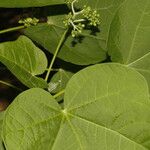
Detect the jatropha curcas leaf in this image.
<box><xmin>108</xmin><ymin>0</ymin><xmax>150</xmax><ymax>91</ymax></box>
<box><xmin>3</xmin><ymin>63</ymin><xmax>150</xmax><ymax>150</ymax></box>
<box><xmin>24</xmin><ymin>0</ymin><xmax>125</xmax><ymax>65</ymax></box>
<box><xmin>0</xmin><ymin>36</ymin><xmax>48</xmax><ymax>88</ymax></box>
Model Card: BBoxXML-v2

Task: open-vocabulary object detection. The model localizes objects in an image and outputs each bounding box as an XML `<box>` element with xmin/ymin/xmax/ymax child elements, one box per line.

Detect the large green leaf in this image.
<box><xmin>108</xmin><ymin>0</ymin><xmax>150</xmax><ymax>90</ymax></box>
<box><xmin>0</xmin><ymin>36</ymin><xmax>48</xmax><ymax>88</ymax></box>
<box><xmin>25</xmin><ymin>21</ymin><xmax>107</xmax><ymax>65</ymax></box>
<box><xmin>3</xmin><ymin>63</ymin><xmax>150</xmax><ymax>149</ymax></box>
<box><xmin>0</xmin><ymin>0</ymin><xmax>64</xmax><ymax>8</ymax></box>
<box><xmin>25</xmin><ymin>0</ymin><xmax>125</xmax><ymax>65</ymax></box>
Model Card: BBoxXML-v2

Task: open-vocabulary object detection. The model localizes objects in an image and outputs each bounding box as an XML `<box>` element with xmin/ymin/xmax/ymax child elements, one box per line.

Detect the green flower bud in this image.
<box><xmin>63</xmin><ymin>0</ymin><xmax>100</xmax><ymax>37</ymax></box>
<box><xmin>18</xmin><ymin>17</ymin><xmax>39</xmax><ymax>27</ymax></box>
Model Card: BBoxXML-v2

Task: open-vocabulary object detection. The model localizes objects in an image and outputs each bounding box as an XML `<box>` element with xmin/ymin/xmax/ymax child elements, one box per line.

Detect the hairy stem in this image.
<box><xmin>53</xmin><ymin>89</ymin><xmax>65</xmax><ymax>99</ymax></box>
<box><xmin>0</xmin><ymin>80</ymin><xmax>22</xmax><ymax>92</ymax></box>
<box><xmin>45</xmin><ymin>29</ymin><xmax>68</xmax><ymax>82</ymax></box>
<box><xmin>0</xmin><ymin>25</ymin><xmax>25</xmax><ymax>34</ymax></box>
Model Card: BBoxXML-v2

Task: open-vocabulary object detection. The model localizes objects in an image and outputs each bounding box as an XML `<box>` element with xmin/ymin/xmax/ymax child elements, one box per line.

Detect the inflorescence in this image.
<box><xmin>18</xmin><ymin>17</ymin><xmax>39</xmax><ymax>27</ymax></box>
<box><xmin>64</xmin><ymin>0</ymin><xmax>100</xmax><ymax>37</ymax></box>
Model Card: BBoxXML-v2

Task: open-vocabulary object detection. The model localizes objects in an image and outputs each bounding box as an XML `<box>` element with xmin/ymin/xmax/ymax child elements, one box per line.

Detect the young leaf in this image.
<box><xmin>25</xmin><ymin>0</ymin><xmax>125</xmax><ymax>65</ymax></box>
<box><xmin>48</xmin><ymin>69</ymin><xmax>73</xmax><ymax>93</ymax></box>
<box><xmin>3</xmin><ymin>63</ymin><xmax>150</xmax><ymax>150</ymax></box>
<box><xmin>48</xmin><ymin>69</ymin><xmax>73</xmax><ymax>101</ymax></box>
<box><xmin>108</xmin><ymin>0</ymin><xmax>150</xmax><ymax>90</ymax></box>
<box><xmin>0</xmin><ymin>0</ymin><xmax>64</xmax><ymax>8</ymax></box>
<box><xmin>0</xmin><ymin>36</ymin><xmax>48</xmax><ymax>88</ymax></box>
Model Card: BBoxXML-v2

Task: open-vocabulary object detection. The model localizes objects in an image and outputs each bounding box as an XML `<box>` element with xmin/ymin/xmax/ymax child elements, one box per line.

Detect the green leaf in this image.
<box><xmin>2</xmin><ymin>89</ymin><xmax>62</xmax><ymax>150</ymax></box>
<box><xmin>0</xmin><ymin>0</ymin><xmax>64</xmax><ymax>8</ymax></box>
<box><xmin>48</xmin><ymin>69</ymin><xmax>73</xmax><ymax>101</ymax></box>
<box><xmin>25</xmin><ymin>22</ymin><xmax>106</xmax><ymax>65</ymax></box>
<box><xmin>3</xmin><ymin>63</ymin><xmax>150</xmax><ymax>149</ymax></box>
<box><xmin>24</xmin><ymin>0</ymin><xmax>125</xmax><ymax>65</ymax></box>
<box><xmin>108</xmin><ymin>0</ymin><xmax>150</xmax><ymax>90</ymax></box>
<box><xmin>0</xmin><ymin>36</ymin><xmax>48</xmax><ymax>88</ymax></box>
<box><xmin>75</xmin><ymin>0</ymin><xmax>125</xmax><ymax>48</ymax></box>
<box><xmin>48</xmin><ymin>69</ymin><xmax>73</xmax><ymax>93</ymax></box>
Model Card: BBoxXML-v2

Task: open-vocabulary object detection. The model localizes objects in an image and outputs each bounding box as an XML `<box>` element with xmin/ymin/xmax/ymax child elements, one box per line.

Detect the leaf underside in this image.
<box><xmin>3</xmin><ymin>63</ymin><xmax>150</xmax><ymax>150</ymax></box>
<box><xmin>108</xmin><ymin>0</ymin><xmax>150</xmax><ymax>91</ymax></box>
<box><xmin>0</xmin><ymin>36</ymin><xmax>48</xmax><ymax>88</ymax></box>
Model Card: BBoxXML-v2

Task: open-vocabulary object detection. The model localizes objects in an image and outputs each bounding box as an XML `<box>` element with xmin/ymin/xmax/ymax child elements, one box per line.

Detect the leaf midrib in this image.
<box><xmin>22</xmin><ymin>40</ymin><xmax>34</xmax><ymax>73</ymax></box>
<box><xmin>66</xmin><ymin>115</ymin><xmax>84</xmax><ymax>150</ymax></box>
<box><xmin>125</xmin><ymin>0</ymin><xmax>148</xmax><ymax>64</ymax></box>
<box><xmin>128</xmin><ymin>52</ymin><xmax>150</xmax><ymax>66</ymax></box>
<box><xmin>68</xmin><ymin>113</ymin><xmax>148</xmax><ymax>150</ymax></box>
<box><xmin>0</xmin><ymin>54</ymin><xmax>35</xmax><ymax>75</ymax></box>
<box><xmin>66</xmin><ymin>92</ymin><xmax>121</xmax><ymax>111</ymax></box>
<box><xmin>5</xmin><ymin>113</ymin><xmax>62</xmax><ymax>134</ymax></box>
<box><xmin>0</xmin><ymin>55</ymin><xmax>46</xmax><ymax>87</ymax></box>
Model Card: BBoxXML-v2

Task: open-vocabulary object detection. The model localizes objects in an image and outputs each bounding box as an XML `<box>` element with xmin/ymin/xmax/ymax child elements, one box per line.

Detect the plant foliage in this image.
<box><xmin>3</xmin><ymin>64</ymin><xmax>150</xmax><ymax>150</ymax></box>
<box><xmin>0</xmin><ymin>0</ymin><xmax>150</xmax><ymax>149</ymax></box>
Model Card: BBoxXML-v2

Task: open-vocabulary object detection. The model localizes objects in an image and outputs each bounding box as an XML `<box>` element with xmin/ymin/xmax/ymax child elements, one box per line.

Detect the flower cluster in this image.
<box><xmin>64</xmin><ymin>0</ymin><xmax>100</xmax><ymax>37</ymax></box>
<box><xmin>18</xmin><ymin>17</ymin><xmax>39</xmax><ymax>27</ymax></box>
<box><xmin>71</xmin><ymin>23</ymin><xmax>85</xmax><ymax>37</ymax></box>
<box><xmin>83</xmin><ymin>6</ymin><xmax>100</xmax><ymax>27</ymax></box>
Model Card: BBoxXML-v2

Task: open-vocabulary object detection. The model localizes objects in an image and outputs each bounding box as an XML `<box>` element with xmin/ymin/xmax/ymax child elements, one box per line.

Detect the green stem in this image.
<box><xmin>0</xmin><ymin>25</ymin><xmax>25</xmax><ymax>34</ymax></box>
<box><xmin>0</xmin><ymin>80</ymin><xmax>22</xmax><ymax>92</ymax></box>
<box><xmin>46</xmin><ymin>68</ymin><xmax>60</xmax><ymax>72</ymax></box>
<box><xmin>45</xmin><ymin>29</ymin><xmax>68</xmax><ymax>81</ymax></box>
<box><xmin>53</xmin><ymin>89</ymin><xmax>65</xmax><ymax>99</ymax></box>
<box><xmin>74</xmin><ymin>19</ymin><xmax>86</xmax><ymax>23</ymax></box>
